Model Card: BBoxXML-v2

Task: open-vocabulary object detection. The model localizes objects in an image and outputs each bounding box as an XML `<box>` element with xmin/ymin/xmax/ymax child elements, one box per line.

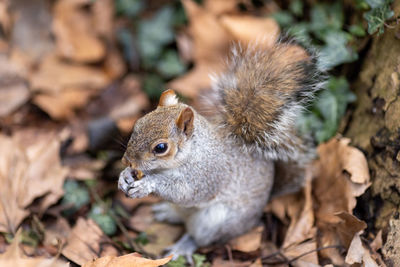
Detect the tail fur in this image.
<box><xmin>206</xmin><ymin>41</ymin><xmax>323</xmax><ymax>162</ymax></box>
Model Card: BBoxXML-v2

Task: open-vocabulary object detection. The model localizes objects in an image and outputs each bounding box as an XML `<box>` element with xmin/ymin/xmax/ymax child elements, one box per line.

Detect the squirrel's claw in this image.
<box><xmin>118</xmin><ymin>167</ymin><xmax>134</xmax><ymax>194</ymax></box>
<box><xmin>119</xmin><ymin>167</ymin><xmax>154</xmax><ymax>198</ymax></box>
<box><xmin>126</xmin><ymin>180</ymin><xmax>151</xmax><ymax>198</ymax></box>
<box><xmin>164</xmin><ymin>233</ymin><xmax>197</xmax><ymax>266</ymax></box>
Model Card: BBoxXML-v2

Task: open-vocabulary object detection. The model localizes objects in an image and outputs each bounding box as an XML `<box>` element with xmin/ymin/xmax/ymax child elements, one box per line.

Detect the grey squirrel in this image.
<box><xmin>118</xmin><ymin>42</ymin><xmax>322</xmax><ymax>262</ymax></box>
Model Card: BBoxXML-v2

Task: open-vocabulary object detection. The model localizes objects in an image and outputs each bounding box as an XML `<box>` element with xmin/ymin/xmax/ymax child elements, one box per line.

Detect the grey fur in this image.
<box><xmin>119</xmin><ymin>111</ymin><xmax>274</xmax><ymax>255</ymax></box>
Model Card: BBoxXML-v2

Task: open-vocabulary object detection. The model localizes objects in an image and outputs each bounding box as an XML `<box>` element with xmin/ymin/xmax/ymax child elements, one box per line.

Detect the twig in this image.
<box><xmin>225</xmin><ymin>244</ymin><xmax>233</xmax><ymax>264</ymax></box>
<box><xmin>262</xmin><ymin>245</ymin><xmax>342</xmax><ymax>265</ymax></box>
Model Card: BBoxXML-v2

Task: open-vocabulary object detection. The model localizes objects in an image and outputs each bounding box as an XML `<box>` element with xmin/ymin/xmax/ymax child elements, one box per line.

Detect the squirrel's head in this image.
<box><xmin>122</xmin><ymin>90</ymin><xmax>195</xmax><ymax>173</ymax></box>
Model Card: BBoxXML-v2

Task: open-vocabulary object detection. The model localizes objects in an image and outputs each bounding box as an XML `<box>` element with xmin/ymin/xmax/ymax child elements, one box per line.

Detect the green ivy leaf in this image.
<box><xmin>88</xmin><ymin>204</ymin><xmax>117</xmax><ymax>236</ymax></box>
<box><xmin>167</xmin><ymin>256</ymin><xmax>186</xmax><ymax>267</ymax></box>
<box><xmin>349</xmin><ymin>24</ymin><xmax>367</xmax><ymax>37</ymax></box>
<box><xmin>365</xmin><ymin>0</ymin><xmax>386</xmax><ymax>8</ymax></box>
<box><xmin>143</xmin><ymin>74</ymin><xmax>164</xmax><ymax>99</ymax></box>
<box><xmin>157</xmin><ymin>50</ymin><xmax>186</xmax><ymax>79</ymax></box>
<box><xmin>364</xmin><ymin>3</ymin><xmax>394</xmax><ymax>34</ymax></box>
<box><xmin>317</xmin><ymin>31</ymin><xmax>358</xmax><ymax>70</ymax></box>
<box><xmin>137</xmin><ymin>6</ymin><xmax>175</xmax><ymax>67</ymax></box>
<box><xmin>135</xmin><ymin>232</ymin><xmax>149</xmax><ymax>245</ymax></box>
<box><xmin>62</xmin><ymin>180</ymin><xmax>90</xmax><ymax>215</ymax></box>
<box><xmin>193</xmin><ymin>254</ymin><xmax>210</xmax><ymax>267</ymax></box>
<box><xmin>289</xmin><ymin>0</ymin><xmax>303</xmax><ymax>17</ymax></box>
<box><xmin>115</xmin><ymin>0</ymin><xmax>144</xmax><ymax>17</ymax></box>
<box><xmin>286</xmin><ymin>22</ymin><xmax>312</xmax><ymax>46</ymax></box>
<box><xmin>310</xmin><ymin>3</ymin><xmax>344</xmax><ymax>40</ymax></box>
<box><xmin>271</xmin><ymin>11</ymin><xmax>294</xmax><ymax>28</ymax></box>
<box><xmin>298</xmin><ymin>77</ymin><xmax>356</xmax><ymax>143</ymax></box>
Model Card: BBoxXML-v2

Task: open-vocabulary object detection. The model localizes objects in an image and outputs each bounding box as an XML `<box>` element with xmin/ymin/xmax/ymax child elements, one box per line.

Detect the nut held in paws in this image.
<box><xmin>131</xmin><ymin>169</ymin><xmax>144</xmax><ymax>180</ymax></box>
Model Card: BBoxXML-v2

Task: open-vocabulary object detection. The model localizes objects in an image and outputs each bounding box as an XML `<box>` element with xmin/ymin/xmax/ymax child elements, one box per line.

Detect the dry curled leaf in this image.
<box><xmin>53</xmin><ymin>0</ymin><xmax>105</xmax><ymax>63</ymax></box>
<box><xmin>345</xmin><ymin>232</ymin><xmax>379</xmax><ymax>266</ymax></box>
<box><xmin>0</xmin><ymin>130</ymin><xmax>68</xmax><ymax>233</ymax></box>
<box><xmin>229</xmin><ymin>226</ymin><xmax>263</xmax><ymax>253</ymax></box>
<box><xmin>10</xmin><ymin>0</ymin><xmax>54</xmax><ymax>64</ymax></box>
<box><xmin>30</xmin><ymin>54</ymin><xmax>109</xmax><ymax>94</ymax></box>
<box><xmin>0</xmin><ymin>54</ymin><xmax>30</xmax><ymax>117</ymax></box>
<box><xmin>314</xmin><ymin>137</ymin><xmax>370</xmax><ymax>265</ymax></box>
<box><xmin>29</xmin><ymin>53</ymin><xmax>110</xmax><ymax>119</ymax></box>
<box><xmin>82</xmin><ymin>253</ymin><xmax>172</xmax><ymax>267</ymax></box>
<box><xmin>62</xmin><ymin>218</ymin><xmax>113</xmax><ymax>266</ymax></box>
<box><xmin>169</xmin><ymin>0</ymin><xmax>231</xmax><ymax>98</ymax></box>
<box><xmin>171</xmin><ymin>0</ymin><xmax>282</xmax><ymax>99</ymax></box>
<box><xmin>203</xmin><ymin>0</ymin><xmax>244</xmax><ymax>16</ymax></box>
<box><xmin>219</xmin><ymin>15</ymin><xmax>279</xmax><ymax>48</ymax></box>
<box><xmin>267</xmin><ymin>137</ymin><xmax>371</xmax><ymax>265</ymax></box>
<box><xmin>212</xmin><ymin>257</ymin><xmax>252</xmax><ymax>267</ymax></box>
<box><xmin>0</xmin><ymin>229</ymin><xmax>69</xmax><ymax>267</ymax></box>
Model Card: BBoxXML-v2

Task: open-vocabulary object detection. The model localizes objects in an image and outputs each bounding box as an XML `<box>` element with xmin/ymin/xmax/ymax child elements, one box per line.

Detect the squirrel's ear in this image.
<box><xmin>176</xmin><ymin>107</ymin><xmax>194</xmax><ymax>137</ymax></box>
<box><xmin>158</xmin><ymin>89</ymin><xmax>178</xmax><ymax>107</ymax></box>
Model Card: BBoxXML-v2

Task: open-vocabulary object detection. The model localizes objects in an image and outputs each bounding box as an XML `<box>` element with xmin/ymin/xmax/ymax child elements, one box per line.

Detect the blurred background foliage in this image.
<box><xmin>113</xmin><ymin>0</ymin><xmax>395</xmax><ymax>145</ymax></box>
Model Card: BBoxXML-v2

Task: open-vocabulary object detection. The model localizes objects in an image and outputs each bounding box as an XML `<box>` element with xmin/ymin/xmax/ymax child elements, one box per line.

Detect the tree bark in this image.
<box><xmin>345</xmin><ymin>2</ymin><xmax>400</xmax><ymax>265</ymax></box>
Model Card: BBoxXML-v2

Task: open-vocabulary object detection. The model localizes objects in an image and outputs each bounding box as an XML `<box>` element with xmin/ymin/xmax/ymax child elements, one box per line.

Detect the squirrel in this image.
<box><xmin>118</xmin><ymin>41</ymin><xmax>322</xmax><ymax>262</ymax></box>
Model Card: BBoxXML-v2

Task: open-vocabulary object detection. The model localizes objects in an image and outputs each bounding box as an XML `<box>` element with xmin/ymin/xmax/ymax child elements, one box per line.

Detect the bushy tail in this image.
<box><xmin>206</xmin><ymin>41</ymin><xmax>323</xmax><ymax>162</ymax></box>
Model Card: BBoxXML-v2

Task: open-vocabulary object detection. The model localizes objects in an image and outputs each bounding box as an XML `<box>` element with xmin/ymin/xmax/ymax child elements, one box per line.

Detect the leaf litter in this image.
<box><xmin>0</xmin><ymin>0</ymin><xmax>387</xmax><ymax>266</ymax></box>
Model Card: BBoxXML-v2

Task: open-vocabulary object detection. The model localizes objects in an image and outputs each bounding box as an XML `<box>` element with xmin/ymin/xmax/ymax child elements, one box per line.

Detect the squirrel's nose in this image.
<box><xmin>122</xmin><ymin>154</ymin><xmax>139</xmax><ymax>169</ymax></box>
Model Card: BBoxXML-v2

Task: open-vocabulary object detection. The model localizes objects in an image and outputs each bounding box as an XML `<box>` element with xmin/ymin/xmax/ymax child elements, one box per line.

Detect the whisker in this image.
<box><xmin>112</xmin><ymin>135</ymin><xmax>128</xmax><ymax>150</ymax></box>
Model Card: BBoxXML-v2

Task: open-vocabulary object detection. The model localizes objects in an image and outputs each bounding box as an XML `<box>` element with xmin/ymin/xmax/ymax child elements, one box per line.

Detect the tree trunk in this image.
<box><xmin>345</xmin><ymin>2</ymin><xmax>400</xmax><ymax>265</ymax></box>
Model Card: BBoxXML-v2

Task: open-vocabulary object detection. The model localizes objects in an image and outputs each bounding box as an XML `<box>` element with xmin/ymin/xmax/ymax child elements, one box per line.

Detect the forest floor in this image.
<box><xmin>0</xmin><ymin>0</ymin><xmax>396</xmax><ymax>266</ymax></box>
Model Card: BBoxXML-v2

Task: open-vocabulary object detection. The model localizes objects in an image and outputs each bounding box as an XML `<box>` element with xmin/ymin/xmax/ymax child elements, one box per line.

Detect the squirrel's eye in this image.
<box><xmin>153</xmin><ymin>143</ymin><xmax>168</xmax><ymax>154</ymax></box>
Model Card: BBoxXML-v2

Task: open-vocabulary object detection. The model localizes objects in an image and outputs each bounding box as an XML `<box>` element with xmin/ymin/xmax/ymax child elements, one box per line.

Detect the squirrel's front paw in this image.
<box><xmin>118</xmin><ymin>167</ymin><xmax>153</xmax><ymax>198</ymax></box>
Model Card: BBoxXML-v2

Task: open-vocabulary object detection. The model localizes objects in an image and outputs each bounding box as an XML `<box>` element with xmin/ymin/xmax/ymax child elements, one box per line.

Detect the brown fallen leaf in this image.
<box><xmin>33</xmin><ymin>88</ymin><xmax>93</xmax><ymax>120</ymax></box>
<box><xmin>129</xmin><ymin>205</ymin><xmax>155</xmax><ymax>232</ymax></box>
<box><xmin>283</xmin><ymin>239</ymin><xmax>319</xmax><ymax>267</ymax></box>
<box><xmin>212</xmin><ymin>257</ymin><xmax>252</xmax><ymax>267</ymax></box>
<box><xmin>10</xmin><ymin>0</ymin><xmax>54</xmax><ymax>64</ymax></box>
<box><xmin>282</xmin><ymin>177</ymin><xmax>315</xmax><ymax>248</ymax></box>
<box><xmin>142</xmin><ymin>223</ymin><xmax>183</xmax><ymax>256</ymax></box>
<box><xmin>0</xmin><ymin>130</ymin><xmax>68</xmax><ymax>233</ymax></box>
<box><xmin>267</xmin><ymin>137</ymin><xmax>370</xmax><ymax>266</ymax></box>
<box><xmin>345</xmin><ymin>232</ymin><xmax>379</xmax><ymax>266</ymax></box>
<box><xmin>248</xmin><ymin>258</ymin><xmax>262</xmax><ymax>267</ymax></box>
<box><xmin>370</xmin><ymin>230</ymin><xmax>383</xmax><ymax>252</ymax></box>
<box><xmin>219</xmin><ymin>15</ymin><xmax>279</xmax><ymax>49</ymax></box>
<box><xmin>82</xmin><ymin>253</ymin><xmax>172</xmax><ymax>267</ymax></box>
<box><xmin>0</xmin><ymin>1</ymin><xmax>11</xmax><ymax>35</ymax></box>
<box><xmin>0</xmin><ymin>75</ymin><xmax>29</xmax><ymax>118</ymax></box>
<box><xmin>92</xmin><ymin>0</ymin><xmax>114</xmax><ymax>39</ymax></box>
<box><xmin>204</xmin><ymin>0</ymin><xmax>243</xmax><ymax>16</ymax></box>
<box><xmin>30</xmin><ymin>53</ymin><xmax>109</xmax><ymax>94</ymax></box>
<box><xmin>28</xmin><ymin>53</ymin><xmax>110</xmax><ymax>119</ymax></box>
<box><xmin>313</xmin><ymin>137</ymin><xmax>370</xmax><ymax>265</ymax></box>
<box><xmin>43</xmin><ymin>216</ymin><xmax>71</xmax><ymax>250</ymax></box>
<box><xmin>169</xmin><ymin>0</ymin><xmax>230</xmax><ymax>98</ymax></box>
<box><xmin>314</xmin><ymin>138</ymin><xmax>370</xmax><ymax>216</ymax></box>
<box><xmin>334</xmin><ymin>211</ymin><xmax>367</xmax><ymax>249</ymax></box>
<box><xmin>53</xmin><ymin>0</ymin><xmax>105</xmax><ymax>63</ymax></box>
<box><xmin>229</xmin><ymin>226</ymin><xmax>263</xmax><ymax>253</ymax></box>
<box><xmin>0</xmin><ymin>229</ymin><xmax>69</xmax><ymax>267</ymax></box>
<box><xmin>109</xmin><ymin>75</ymin><xmax>149</xmax><ymax>134</ymax></box>
<box><xmin>171</xmin><ymin>0</ymin><xmax>284</xmax><ymax>99</ymax></box>
<box><xmin>62</xmin><ymin>218</ymin><xmax>115</xmax><ymax>266</ymax></box>
<box><xmin>0</xmin><ymin>53</ymin><xmax>30</xmax><ymax>117</ymax></box>
<box><xmin>116</xmin><ymin>191</ymin><xmax>160</xmax><ymax>212</ymax></box>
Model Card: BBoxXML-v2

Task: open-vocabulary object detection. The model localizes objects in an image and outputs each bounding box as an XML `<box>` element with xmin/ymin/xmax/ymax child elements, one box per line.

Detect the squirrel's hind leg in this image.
<box><xmin>152</xmin><ymin>202</ymin><xmax>190</xmax><ymax>224</ymax></box>
<box><xmin>163</xmin><ymin>233</ymin><xmax>197</xmax><ymax>265</ymax></box>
